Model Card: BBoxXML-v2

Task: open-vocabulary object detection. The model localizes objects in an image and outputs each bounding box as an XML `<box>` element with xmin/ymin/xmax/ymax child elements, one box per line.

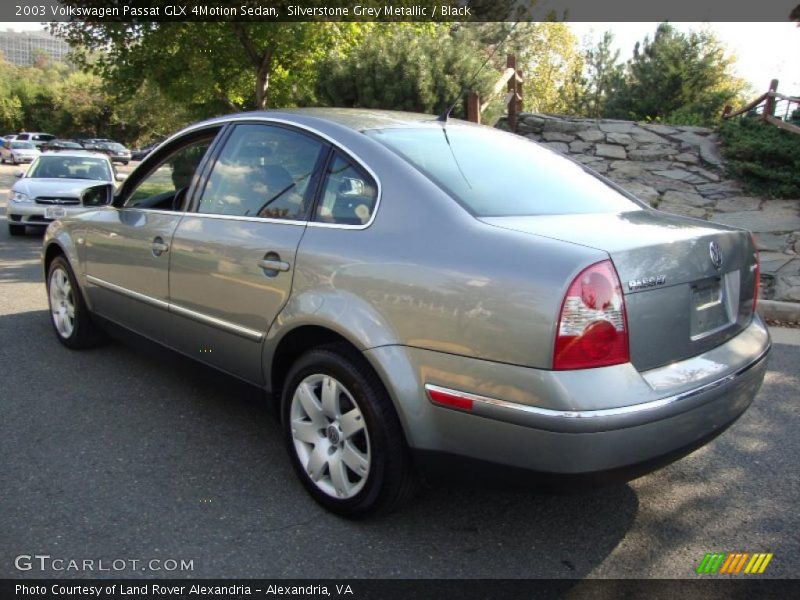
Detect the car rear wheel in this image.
<box><xmin>282</xmin><ymin>344</ymin><xmax>417</xmax><ymax>518</ymax></box>
<box><xmin>8</xmin><ymin>224</ymin><xmax>25</xmax><ymax>236</ymax></box>
<box><xmin>46</xmin><ymin>256</ymin><xmax>105</xmax><ymax>349</ymax></box>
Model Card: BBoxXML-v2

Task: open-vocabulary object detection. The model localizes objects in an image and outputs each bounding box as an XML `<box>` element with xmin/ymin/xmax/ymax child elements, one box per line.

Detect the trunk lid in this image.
<box><xmin>482</xmin><ymin>210</ymin><xmax>759</xmax><ymax>371</ymax></box>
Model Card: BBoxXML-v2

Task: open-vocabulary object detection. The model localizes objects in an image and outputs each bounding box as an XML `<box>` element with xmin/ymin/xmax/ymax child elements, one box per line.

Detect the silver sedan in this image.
<box><xmin>7</xmin><ymin>151</ymin><xmax>124</xmax><ymax>236</ymax></box>
<box><xmin>42</xmin><ymin>109</ymin><xmax>770</xmax><ymax>517</ymax></box>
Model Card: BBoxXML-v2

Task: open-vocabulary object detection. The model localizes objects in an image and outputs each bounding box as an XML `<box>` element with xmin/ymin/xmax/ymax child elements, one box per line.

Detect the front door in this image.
<box><xmin>83</xmin><ymin>132</ymin><xmax>219</xmax><ymax>343</ymax></box>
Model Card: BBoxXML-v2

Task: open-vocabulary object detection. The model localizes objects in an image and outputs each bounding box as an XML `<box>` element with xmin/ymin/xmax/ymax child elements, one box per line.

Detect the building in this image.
<box><xmin>0</xmin><ymin>29</ymin><xmax>70</xmax><ymax>66</ymax></box>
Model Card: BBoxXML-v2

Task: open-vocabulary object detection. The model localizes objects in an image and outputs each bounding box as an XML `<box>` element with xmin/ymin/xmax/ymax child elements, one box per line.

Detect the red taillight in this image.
<box><xmin>750</xmin><ymin>232</ymin><xmax>761</xmax><ymax>314</ymax></box>
<box><xmin>553</xmin><ymin>260</ymin><xmax>629</xmax><ymax>370</ymax></box>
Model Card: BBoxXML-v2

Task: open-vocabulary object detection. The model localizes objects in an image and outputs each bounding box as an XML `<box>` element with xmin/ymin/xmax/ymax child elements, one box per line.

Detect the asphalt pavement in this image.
<box><xmin>0</xmin><ymin>162</ymin><xmax>798</xmax><ymax>579</ymax></box>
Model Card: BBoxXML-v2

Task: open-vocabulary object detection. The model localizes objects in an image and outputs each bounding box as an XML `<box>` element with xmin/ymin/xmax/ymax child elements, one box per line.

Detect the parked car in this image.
<box><xmin>0</xmin><ymin>140</ymin><xmax>41</xmax><ymax>165</ymax></box>
<box><xmin>95</xmin><ymin>141</ymin><xmax>132</xmax><ymax>164</ymax></box>
<box><xmin>15</xmin><ymin>132</ymin><xmax>56</xmax><ymax>148</ymax></box>
<box><xmin>8</xmin><ymin>151</ymin><xmax>123</xmax><ymax>236</ymax></box>
<box><xmin>72</xmin><ymin>138</ymin><xmax>110</xmax><ymax>151</ymax></box>
<box><xmin>41</xmin><ymin>109</ymin><xmax>770</xmax><ymax>517</ymax></box>
<box><xmin>41</xmin><ymin>139</ymin><xmax>85</xmax><ymax>153</ymax></box>
<box><xmin>131</xmin><ymin>141</ymin><xmax>160</xmax><ymax>161</ymax></box>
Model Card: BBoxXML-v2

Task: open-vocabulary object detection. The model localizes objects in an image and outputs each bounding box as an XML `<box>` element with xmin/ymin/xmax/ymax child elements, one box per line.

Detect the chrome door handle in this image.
<box><xmin>258</xmin><ymin>258</ymin><xmax>290</xmax><ymax>272</ymax></box>
<box><xmin>152</xmin><ymin>237</ymin><xmax>169</xmax><ymax>256</ymax></box>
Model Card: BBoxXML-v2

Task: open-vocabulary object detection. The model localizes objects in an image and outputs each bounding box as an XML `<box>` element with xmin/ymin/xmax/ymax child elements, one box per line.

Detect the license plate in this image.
<box><xmin>44</xmin><ymin>207</ymin><xmax>67</xmax><ymax>219</ymax></box>
<box><xmin>690</xmin><ymin>277</ymin><xmax>731</xmax><ymax>339</ymax></box>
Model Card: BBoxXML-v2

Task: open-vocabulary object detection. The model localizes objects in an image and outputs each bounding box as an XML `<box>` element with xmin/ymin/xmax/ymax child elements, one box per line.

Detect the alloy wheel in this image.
<box><xmin>49</xmin><ymin>267</ymin><xmax>75</xmax><ymax>338</ymax></box>
<box><xmin>289</xmin><ymin>374</ymin><xmax>371</xmax><ymax>499</ymax></box>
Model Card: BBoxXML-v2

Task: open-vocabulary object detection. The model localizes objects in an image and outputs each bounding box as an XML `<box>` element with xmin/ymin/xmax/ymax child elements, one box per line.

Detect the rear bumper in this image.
<box><xmin>365</xmin><ymin>317</ymin><xmax>770</xmax><ymax>476</ymax></box>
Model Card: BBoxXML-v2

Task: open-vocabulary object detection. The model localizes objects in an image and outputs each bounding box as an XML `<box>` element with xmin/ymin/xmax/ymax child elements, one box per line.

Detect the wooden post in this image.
<box><xmin>764</xmin><ymin>79</ymin><xmax>779</xmax><ymax>119</ymax></box>
<box><xmin>516</xmin><ymin>68</ymin><xmax>523</xmax><ymax>117</ymax></box>
<box><xmin>465</xmin><ymin>92</ymin><xmax>480</xmax><ymax>124</ymax></box>
<box><xmin>507</xmin><ymin>54</ymin><xmax>518</xmax><ymax>133</ymax></box>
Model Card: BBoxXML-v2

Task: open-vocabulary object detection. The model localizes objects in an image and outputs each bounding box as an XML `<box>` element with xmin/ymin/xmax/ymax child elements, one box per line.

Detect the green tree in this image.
<box><xmin>477</xmin><ymin>22</ymin><xmax>584</xmax><ymax>115</ymax></box>
<box><xmin>604</xmin><ymin>23</ymin><xmax>748</xmax><ymax>125</ymax></box>
<box><xmin>580</xmin><ymin>31</ymin><xmax>624</xmax><ymax>118</ymax></box>
<box><xmin>51</xmin><ymin>11</ymin><xmax>369</xmax><ymax>115</ymax></box>
<box><xmin>315</xmin><ymin>24</ymin><xmax>497</xmax><ymax>117</ymax></box>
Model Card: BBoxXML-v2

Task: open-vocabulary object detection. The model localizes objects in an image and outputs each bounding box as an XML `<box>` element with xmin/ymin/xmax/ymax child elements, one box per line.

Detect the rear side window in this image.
<box><xmin>314</xmin><ymin>153</ymin><xmax>378</xmax><ymax>226</ymax></box>
<box><xmin>196</xmin><ymin>123</ymin><xmax>326</xmax><ymax>221</ymax></box>
<box><xmin>366</xmin><ymin>126</ymin><xmax>641</xmax><ymax>217</ymax></box>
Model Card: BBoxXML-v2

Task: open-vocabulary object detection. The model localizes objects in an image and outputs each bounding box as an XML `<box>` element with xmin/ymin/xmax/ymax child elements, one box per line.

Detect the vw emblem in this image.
<box><xmin>709</xmin><ymin>241</ymin><xmax>722</xmax><ymax>270</ymax></box>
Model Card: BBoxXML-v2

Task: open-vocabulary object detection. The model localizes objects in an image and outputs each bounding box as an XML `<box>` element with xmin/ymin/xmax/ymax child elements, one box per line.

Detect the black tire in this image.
<box><xmin>8</xmin><ymin>223</ymin><xmax>25</xmax><ymax>236</ymax></box>
<box><xmin>281</xmin><ymin>343</ymin><xmax>417</xmax><ymax>518</ymax></box>
<box><xmin>46</xmin><ymin>255</ymin><xmax>106</xmax><ymax>349</ymax></box>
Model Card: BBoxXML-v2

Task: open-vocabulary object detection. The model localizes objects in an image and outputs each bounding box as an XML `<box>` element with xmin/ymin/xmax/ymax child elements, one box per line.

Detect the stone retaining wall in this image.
<box><xmin>496</xmin><ymin>113</ymin><xmax>800</xmax><ymax>302</ymax></box>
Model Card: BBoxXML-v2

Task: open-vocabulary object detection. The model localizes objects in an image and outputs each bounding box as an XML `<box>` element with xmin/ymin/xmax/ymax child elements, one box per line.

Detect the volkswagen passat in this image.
<box><xmin>42</xmin><ymin>109</ymin><xmax>770</xmax><ymax>517</ymax></box>
<box><xmin>8</xmin><ymin>151</ymin><xmax>123</xmax><ymax>236</ymax></box>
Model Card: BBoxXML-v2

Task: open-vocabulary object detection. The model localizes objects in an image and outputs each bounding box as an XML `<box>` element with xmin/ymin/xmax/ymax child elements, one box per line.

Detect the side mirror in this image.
<box><xmin>14</xmin><ymin>170</ymin><xmax>24</xmax><ymax>178</ymax></box>
<box><xmin>81</xmin><ymin>183</ymin><xmax>115</xmax><ymax>207</ymax></box>
<box><xmin>115</xmin><ymin>173</ymin><xmax>127</xmax><ymax>182</ymax></box>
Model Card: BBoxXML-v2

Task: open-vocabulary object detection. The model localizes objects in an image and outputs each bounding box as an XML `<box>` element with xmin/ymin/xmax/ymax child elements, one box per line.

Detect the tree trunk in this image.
<box><xmin>231</xmin><ymin>23</ymin><xmax>274</xmax><ymax>110</ymax></box>
<box><xmin>255</xmin><ymin>50</ymin><xmax>273</xmax><ymax>110</ymax></box>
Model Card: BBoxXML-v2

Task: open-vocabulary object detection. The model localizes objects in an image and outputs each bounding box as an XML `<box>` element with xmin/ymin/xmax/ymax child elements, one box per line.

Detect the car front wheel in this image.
<box><xmin>46</xmin><ymin>256</ymin><xmax>105</xmax><ymax>349</ymax></box>
<box><xmin>282</xmin><ymin>344</ymin><xmax>417</xmax><ymax>518</ymax></box>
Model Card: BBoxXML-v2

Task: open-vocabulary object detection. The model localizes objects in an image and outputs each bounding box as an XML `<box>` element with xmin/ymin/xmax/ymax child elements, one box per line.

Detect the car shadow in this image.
<box><xmin>0</xmin><ymin>309</ymin><xmax>639</xmax><ymax>581</ymax></box>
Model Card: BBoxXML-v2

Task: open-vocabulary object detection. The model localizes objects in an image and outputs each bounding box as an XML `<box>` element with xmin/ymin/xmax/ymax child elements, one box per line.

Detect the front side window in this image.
<box><xmin>27</xmin><ymin>156</ymin><xmax>111</xmax><ymax>181</ymax></box>
<box><xmin>314</xmin><ymin>153</ymin><xmax>378</xmax><ymax>226</ymax></box>
<box><xmin>125</xmin><ymin>138</ymin><xmax>212</xmax><ymax>211</ymax></box>
<box><xmin>196</xmin><ymin>124</ymin><xmax>326</xmax><ymax>220</ymax></box>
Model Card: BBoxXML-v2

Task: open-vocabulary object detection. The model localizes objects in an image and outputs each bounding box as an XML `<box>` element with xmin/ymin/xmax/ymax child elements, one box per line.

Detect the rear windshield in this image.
<box><xmin>366</xmin><ymin>126</ymin><xmax>642</xmax><ymax>217</ymax></box>
<box><xmin>11</xmin><ymin>141</ymin><xmax>35</xmax><ymax>149</ymax></box>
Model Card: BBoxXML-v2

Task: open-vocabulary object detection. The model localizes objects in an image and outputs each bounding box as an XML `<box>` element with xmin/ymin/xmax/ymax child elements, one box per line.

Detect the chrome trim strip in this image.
<box><xmin>85</xmin><ymin>275</ymin><xmax>263</xmax><ymax>342</ymax></box>
<box><xmin>184</xmin><ymin>212</ymin><xmax>306</xmax><ymax>226</ymax></box>
<box><xmin>86</xmin><ymin>275</ymin><xmax>169</xmax><ymax>310</ymax></box>
<box><xmin>144</xmin><ymin>115</ymin><xmax>383</xmax><ymax>231</ymax></box>
<box><xmin>424</xmin><ymin>345</ymin><xmax>770</xmax><ymax>421</ymax></box>
<box><xmin>168</xmin><ymin>303</ymin><xmax>263</xmax><ymax>342</ymax></box>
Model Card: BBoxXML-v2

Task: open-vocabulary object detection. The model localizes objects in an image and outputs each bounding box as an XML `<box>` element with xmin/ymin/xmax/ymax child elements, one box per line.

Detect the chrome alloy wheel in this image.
<box><xmin>49</xmin><ymin>267</ymin><xmax>75</xmax><ymax>338</ymax></box>
<box><xmin>290</xmin><ymin>374</ymin><xmax>371</xmax><ymax>499</ymax></box>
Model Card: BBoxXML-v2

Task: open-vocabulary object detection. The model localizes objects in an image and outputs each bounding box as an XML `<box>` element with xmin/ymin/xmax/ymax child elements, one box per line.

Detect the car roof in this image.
<box><xmin>189</xmin><ymin>108</ymin><xmax>444</xmax><ymax>134</ymax></box>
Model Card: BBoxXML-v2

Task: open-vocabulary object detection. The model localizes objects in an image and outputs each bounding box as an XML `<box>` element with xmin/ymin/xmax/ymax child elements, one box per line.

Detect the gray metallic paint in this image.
<box><xmin>42</xmin><ymin>108</ymin><xmax>770</xmax><ymax>479</ymax></box>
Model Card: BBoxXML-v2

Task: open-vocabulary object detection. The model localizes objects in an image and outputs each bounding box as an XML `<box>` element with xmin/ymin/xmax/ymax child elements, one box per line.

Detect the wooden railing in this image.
<box><xmin>464</xmin><ymin>54</ymin><xmax>523</xmax><ymax>131</ymax></box>
<box><xmin>723</xmin><ymin>79</ymin><xmax>800</xmax><ymax>135</ymax></box>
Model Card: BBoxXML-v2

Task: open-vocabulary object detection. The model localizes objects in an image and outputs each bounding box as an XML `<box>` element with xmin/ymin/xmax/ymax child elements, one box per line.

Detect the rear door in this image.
<box><xmin>166</xmin><ymin>122</ymin><xmax>329</xmax><ymax>384</ymax></box>
<box><xmin>82</xmin><ymin>129</ymin><xmax>221</xmax><ymax>343</ymax></box>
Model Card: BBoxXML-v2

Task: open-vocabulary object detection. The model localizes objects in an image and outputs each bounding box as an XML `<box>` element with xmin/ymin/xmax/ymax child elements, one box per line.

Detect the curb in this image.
<box><xmin>757</xmin><ymin>299</ymin><xmax>800</xmax><ymax>322</ymax></box>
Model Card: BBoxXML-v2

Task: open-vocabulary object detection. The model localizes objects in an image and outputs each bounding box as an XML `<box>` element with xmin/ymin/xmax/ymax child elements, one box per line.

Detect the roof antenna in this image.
<box><xmin>437</xmin><ymin>22</ymin><xmax>520</xmax><ymax>123</ymax></box>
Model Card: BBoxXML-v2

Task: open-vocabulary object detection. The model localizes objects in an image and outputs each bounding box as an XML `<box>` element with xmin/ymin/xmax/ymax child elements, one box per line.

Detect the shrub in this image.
<box><xmin>718</xmin><ymin>118</ymin><xmax>800</xmax><ymax>198</ymax></box>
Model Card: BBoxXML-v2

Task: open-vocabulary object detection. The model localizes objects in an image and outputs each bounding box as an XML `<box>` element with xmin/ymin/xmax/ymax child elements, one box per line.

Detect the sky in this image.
<box><xmin>2</xmin><ymin>21</ymin><xmax>799</xmax><ymax>96</ymax></box>
<box><xmin>569</xmin><ymin>22</ymin><xmax>800</xmax><ymax>95</ymax></box>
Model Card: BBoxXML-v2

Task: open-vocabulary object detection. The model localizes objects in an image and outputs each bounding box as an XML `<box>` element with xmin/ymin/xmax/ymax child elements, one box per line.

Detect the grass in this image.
<box><xmin>718</xmin><ymin>118</ymin><xmax>800</xmax><ymax>199</ymax></box>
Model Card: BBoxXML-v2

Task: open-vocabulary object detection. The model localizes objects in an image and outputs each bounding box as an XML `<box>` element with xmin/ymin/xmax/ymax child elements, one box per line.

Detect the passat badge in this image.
<box><xmin>628</xmin><ymin>275</ymin><xmax>666</xmax><ymax>291</ymax></box>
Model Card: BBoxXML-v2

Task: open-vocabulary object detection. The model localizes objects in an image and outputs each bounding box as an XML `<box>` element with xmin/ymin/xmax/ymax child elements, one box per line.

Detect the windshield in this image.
<box><xmin>11</xmin><ymin>142</ymin><xmax>35</xmax><ymax>149</ymax></box>
<box><xmin>366</xmin><ymin>126</ymin><xmax>642</xmax><ymax>217</ymax></box>
<box><xmin>28</xmin><ymin>156</ymin><xmax>111</xmax><ymax>181</ymax></box>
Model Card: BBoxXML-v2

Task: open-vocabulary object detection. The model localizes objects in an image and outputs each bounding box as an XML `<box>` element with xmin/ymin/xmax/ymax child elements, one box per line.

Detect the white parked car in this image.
<box><xmin>7</xmin><ymin>151</ymin><xmax>124</xmax><ymax>236</ymax></box>
<box><xmin>0</xmin><ymin>140</ymin><xmax>41</xmax><ymax>165</ymax></box>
